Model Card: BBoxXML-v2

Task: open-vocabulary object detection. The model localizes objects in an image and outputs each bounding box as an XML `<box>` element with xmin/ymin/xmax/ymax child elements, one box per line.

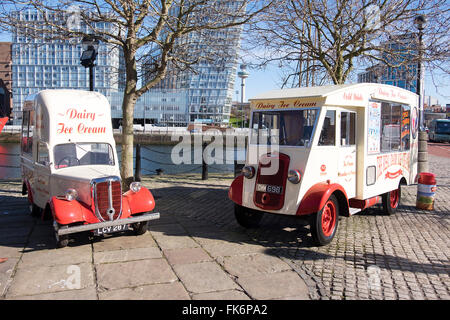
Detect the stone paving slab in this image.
<box><xmin>93</xmin><ymin>247</ymin><xmax>162</xmax><ymax>264</ymax></box>
<box><xmin>96</xmin><ymin>258</ymin><xmax>178</xmax><ymax>291</ymax></box>
<box><xmin>8</xmin><ymin>287</ymin><xmax>98</xmax><ymax>300</ymax></box>
<box><xmin>6</xmin><ymin>262</ymin><xmax>95</xmax><ymax>298</ymax></box>
<box><xmin>218</xmin><ymin>253</ymin><xmax>292</xmax><ymax>278</ymax></box>
<box><xmin>163</xmin><ymin>247</ymin><xmax>213</xmax><ymax>265</ymax></box>
<box><xmin>98</xmin><ymin>282</ymin><xmax>190</xmax><ymax>300</ymax></box>
<box><xmin>173</xmin><ymin>261</ymin><xmax>239</xmax><ymax>294</ymax></box>
<box><xmin>237</xmin><ymin>271</ymin><xmax>310</xmax><ymax>300</ymax></box>
<box><xmin>192</xmin><ymin>289</ymin><xmax>250</xmax><ymax>300</ymax></box>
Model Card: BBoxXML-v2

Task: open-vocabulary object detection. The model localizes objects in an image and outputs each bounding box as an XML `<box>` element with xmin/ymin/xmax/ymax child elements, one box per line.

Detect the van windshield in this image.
<box><xmin>436</xmin><ymin>121</ymin><xmax>450</xmax><ymax>134</ymax></box>
<box><xmin>54</xmin><ymin>143</ymin><xmax>115</xmax><ymax>169</ymax></box>
<box><xmin>251</xmin><ymin>109</ymin><xmax>318</xmax><ymax>146</ymax></box>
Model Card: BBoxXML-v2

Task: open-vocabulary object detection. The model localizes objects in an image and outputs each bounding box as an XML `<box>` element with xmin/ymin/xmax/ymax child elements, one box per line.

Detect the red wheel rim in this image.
<box><xmin>390</xmin><ymin>189</ymin><xmax>399</xmax><ymax>208</ymax></box>
<box><xmin>321</xmin><ymin>200</ymin><xmax>336</xmax><ymax>237</ymax></box>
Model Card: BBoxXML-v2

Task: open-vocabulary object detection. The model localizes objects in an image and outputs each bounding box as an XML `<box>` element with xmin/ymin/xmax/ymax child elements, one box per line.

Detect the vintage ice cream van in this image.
<box><xmin>229</xmin><ymin>83</ymin><xmax>419</xmax><ymax>245</ymax></box>
<box><xmin>21</xmin><ymin>89</ymin><xmax>159</xmax><ymax>247</ymax></box>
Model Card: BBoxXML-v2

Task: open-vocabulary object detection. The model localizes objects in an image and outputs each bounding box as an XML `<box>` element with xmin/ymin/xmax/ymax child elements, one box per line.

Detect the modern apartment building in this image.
<box><xmin>358</xmin><ymin>34</ymin><xmax>419</xmax><ymax>93</ymax></box>
<box><xmin>11</xmin><ymin>9</ymin><xmax>121</xmax><ymax>124</ymax></box>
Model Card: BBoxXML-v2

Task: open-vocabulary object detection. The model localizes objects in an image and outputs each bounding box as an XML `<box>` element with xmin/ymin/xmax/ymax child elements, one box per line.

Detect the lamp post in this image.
<box><xmin>80</xmin><ymin>35</ymin><xmax>99</xmax><ymax>91</ymax></box>
<box><xmin>237</xmin><ymin>64</ymin><xmax>249</xmax><ymax>128</ymax></box>
<box><xmin>414</xmin><ymin>15</ymin><xmax>427</xmax><ymax>174</ymax></box>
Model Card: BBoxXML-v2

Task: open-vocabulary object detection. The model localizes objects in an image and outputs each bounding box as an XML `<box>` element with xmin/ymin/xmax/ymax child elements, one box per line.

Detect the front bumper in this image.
<box><xmin>55</xmin><ymin>212</ymin><xmax>160</xmax><ymax>236</ymax></box>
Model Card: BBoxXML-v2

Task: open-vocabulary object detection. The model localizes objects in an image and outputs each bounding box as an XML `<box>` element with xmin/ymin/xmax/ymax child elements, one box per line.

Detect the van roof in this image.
<box><xmin>249</xmin><ymin>83</ymin><xmax>418</xmax><ymax>109</ymax></box>
<box><xmin>250</xmin><ymin>84</ymin><xmax>354</xmax><ymax>100</ymax></box>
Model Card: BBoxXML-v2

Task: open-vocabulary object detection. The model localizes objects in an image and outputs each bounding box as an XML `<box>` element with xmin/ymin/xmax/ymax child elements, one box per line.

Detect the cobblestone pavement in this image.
<box><xmin>0</xmin><ymin>154</ymin><xmax>449</xmax><ymax>300</ymax></box>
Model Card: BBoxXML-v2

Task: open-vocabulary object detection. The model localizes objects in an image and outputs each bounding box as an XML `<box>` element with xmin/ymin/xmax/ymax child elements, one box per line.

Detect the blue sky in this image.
<box><xmin>233</xmin><ymin>61</ymin><xmax>450</xmax><ymax>106</ymax></box>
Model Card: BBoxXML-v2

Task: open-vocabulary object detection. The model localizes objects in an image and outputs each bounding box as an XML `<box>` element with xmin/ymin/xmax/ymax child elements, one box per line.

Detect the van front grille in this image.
<box><xmin>92</xmin><ymin>177</ymin><xmax>122</xmax><ymax>221</ymax></box>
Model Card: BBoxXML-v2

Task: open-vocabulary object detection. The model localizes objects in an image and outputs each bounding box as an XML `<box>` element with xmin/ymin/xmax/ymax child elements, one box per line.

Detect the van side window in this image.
<box><xmin>21</xmin><ymin>111</ymin><xmax>32</xmax><ymax>155</ymax></box>
<box><xmin>381</xmin><ymin>102</ymin><xmax>401</xmax><ymax>152</ymax></box>
<box><xmin>318</xmin><ymin>110</ymin><xmax>335</xmax><ymax>146</ymax></box>
<box><xmin>340</xmin><ymin>112</ymin><xmax>355</xmax><ymax>146</ymax></box>
<box><xmin>401</xmin><ymin>105</ymin><xmax>410</xmax><ymax>151</ymax></box>
<box><xmin>37</xmin><ymin>142</ymin><xmax>49</xmax><ymax>165</ymax></box>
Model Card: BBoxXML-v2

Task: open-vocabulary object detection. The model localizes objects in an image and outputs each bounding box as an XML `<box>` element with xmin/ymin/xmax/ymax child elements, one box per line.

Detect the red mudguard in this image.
<box><xmin>296</xmin><ymin>182</ymin><xmax>348</xmax><ymax>216</ymax></box>
<box><xmin>123</xmin><ymin>187</ymin><xmax>156</xmax><ymax>215</ymax></box>
<box><xmin>228</xmin><ymin>175</ymin><xmax>244</xmax><ymax>205</ymax></box>
<box><xmin>50</xmin><ymin>197</ymin><xmax>93</xmax><ymax>225</ymax></box>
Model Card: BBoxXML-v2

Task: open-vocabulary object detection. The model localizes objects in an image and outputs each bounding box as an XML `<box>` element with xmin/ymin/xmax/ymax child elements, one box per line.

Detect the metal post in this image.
<box><xmin>416</xmin><ymin>21</ymin><xmax>428</xmax><ymax>174</ymax></box>
<box><xmin>202</xmin><ymin>142</ymin><xmax>208</xmax><ymax>180</ymax></box>
<box><xmin>134</xmin><ymin>144</ymin><xmax>141</xmax><ymax>182</ymax></box>
<box><xmin>89</xmin><ymin>65</ymin><xmax>94</xmax><ymax>91</ymax></box>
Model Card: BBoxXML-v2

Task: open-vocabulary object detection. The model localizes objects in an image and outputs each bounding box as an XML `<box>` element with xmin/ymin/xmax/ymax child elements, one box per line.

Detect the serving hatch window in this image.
<box><xmin>53</xmin><ymin>143</ymin><xmax>115</xmax><ymax>169</ymax></box>
<box><xmin>251</xmin><ymin>109</ymin><xmax>318</xmax><ymax>146</ymax></box>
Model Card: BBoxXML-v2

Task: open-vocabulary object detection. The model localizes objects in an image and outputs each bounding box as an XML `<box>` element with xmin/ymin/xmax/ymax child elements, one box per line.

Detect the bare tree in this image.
<box><xmin>244</xmin><ymin>0</ymin><xmax>449</xmax><ymax>89</ymax></box>
<box><xmin>0</xmin><ymin>0</ymin><xmax>272</xmax><ymax>187</ymax></box>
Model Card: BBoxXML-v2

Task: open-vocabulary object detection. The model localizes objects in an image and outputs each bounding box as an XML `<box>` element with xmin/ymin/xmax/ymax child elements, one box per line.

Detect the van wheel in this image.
<box><xmin>29</xmin><ymin>203</ymin><xmax>41</xmax><ymax>218</ymax></box>
<box><xmin>133</xmin><ymin>221</ymin><xmax>148</xmax><ymax>235</ymax></box>
<box><xmin>382</xmin><ymin>187</ymin><xmax>401</xmax><ymax>215</ymax></box>
<box><xmin>234</xmin><ymin>204</ymin><xmax>263</xmax><ymax>228</ymax></box>
<box><xmin>53</xmin><ymin>223</ymin><xmax>69</xmax><ymax>248</ymax></box>
<box><xmin>310</xmin><ymin>195</ymin><xmax>339</xmax><ymax>246</ymax></box>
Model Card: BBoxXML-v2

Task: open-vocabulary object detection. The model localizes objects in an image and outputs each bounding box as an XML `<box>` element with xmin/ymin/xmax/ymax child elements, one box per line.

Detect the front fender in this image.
<box><xmin>228</xmin><ymin>175</ymin><xmax>244</xmax><ymax>205</ymax></box>
<box><xmin>123</xmin><ymin>186</ymin><xmax>155</xmax><ymax>215</ymax></box>
<box><xmin>296</xmin><ymin>183</ymin><xmax>348</xmax><ymax>216</ymax></box>
<box><xmin>50</xmin><ymin>196</ymin><xmax>90</xmax><ymax>225</ymax></box>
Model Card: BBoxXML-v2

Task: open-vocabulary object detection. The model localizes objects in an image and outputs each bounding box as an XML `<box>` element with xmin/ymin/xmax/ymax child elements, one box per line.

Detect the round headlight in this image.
<box><xmin>242</xmin><ymin>166</ymin><xmax>255</xmax><ymax>179</ymax></box>
<box><xmin>65</xmin><ymin>188</ymin><xmax>78</xmax><ymax>201</ymax></box>
<box><xmin>288</xmin><ymin>170</ymin><xmax>301</xmax><ymax>184</ymax></box>
<box><xmin>130</xmin><ymin>181</ymin><xmax>142</xmax><ymax>193</ymax></box>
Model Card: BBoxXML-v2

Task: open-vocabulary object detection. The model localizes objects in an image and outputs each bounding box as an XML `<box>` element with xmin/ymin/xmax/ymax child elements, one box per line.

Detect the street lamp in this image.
<box><xmin>414</xmin><ymin>15</ymin><xmax>426</xmax><ymax>130</ymax></box>
<box><xmin>80</xmin><ymin>35</ymin><xmax>99</xmax><ymax>91</ymax></box>
<box><xmin>414</xmin><ymin>14</ymin><xmax>427</xmax><ymax>174</ymax></box>
<box><xmin>237</xmin><ymin>64</ymin><xmax>249</xmax><ymax>128</ymax></box>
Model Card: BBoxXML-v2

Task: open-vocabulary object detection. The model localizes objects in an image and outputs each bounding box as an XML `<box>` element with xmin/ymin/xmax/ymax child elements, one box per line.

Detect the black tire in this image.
<box><xmin>234</xmin><ymin>204</ymin><xmax>263</xmax><ymax>228</ymax></box>
<box><xmin>30</xmin><ymin>203</ymin><xmax>42</xmax><ymax>218</ymax></box>
<box><xmin>310</xmin><ymin>195</ymin><xmax>339</xmax><ymax>246</ymax></box>
<box><xmin>382</xmin><ymin>186</ymin><xmax>401</xmax><ymax>215</ymax></box>
<box><xmin>54</xmin><ymin>224</ymin><xmax>69</xmax><ymax>248</ymax></box>
<box><xmin>133</xmin><ymin>221</ymin><xmax>149</xmax><ymax>235</ymax></box>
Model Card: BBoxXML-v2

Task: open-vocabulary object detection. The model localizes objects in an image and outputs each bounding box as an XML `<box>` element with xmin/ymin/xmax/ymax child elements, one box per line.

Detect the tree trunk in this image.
<box><xmin>120</xmin><ymin>92</ymin><xmax>137</xmax><ymax>190</ymax></box>
<box><xmin>120</xmin><ymin>42</ymin><xmax>139</xmax><ymax>191</ymax></box>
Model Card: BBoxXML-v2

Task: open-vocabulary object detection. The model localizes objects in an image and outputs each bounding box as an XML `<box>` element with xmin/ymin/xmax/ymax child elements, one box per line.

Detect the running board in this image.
<box><xmin>349</xmin><ymin>207</ymin><xmax>362</xmax><ymax>215</ymax></box>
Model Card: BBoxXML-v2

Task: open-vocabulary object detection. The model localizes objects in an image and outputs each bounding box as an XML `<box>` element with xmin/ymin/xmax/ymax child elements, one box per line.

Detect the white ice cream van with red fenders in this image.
<box><xmin>21</xmin><ymin>89</ymin><xmax>159</xmax><ymax>247</ymax></box>
<box><xmin>229</xmin><ymin>83</ymin><xmax>419</xmax><ymax>245</ymax></box>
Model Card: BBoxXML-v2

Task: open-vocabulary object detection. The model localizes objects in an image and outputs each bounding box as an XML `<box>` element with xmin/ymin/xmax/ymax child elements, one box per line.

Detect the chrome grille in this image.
<box><xmin>92</xmin><ymin>177</ymin><xmax>122</xmax><ymax>221</ymax></box>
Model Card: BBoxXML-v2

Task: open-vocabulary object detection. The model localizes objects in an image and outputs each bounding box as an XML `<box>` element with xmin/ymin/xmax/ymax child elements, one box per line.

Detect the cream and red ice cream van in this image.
<box><xmin>21</xmin><ymin>89</ymin><xmax>159</xmax><ymax>247</ymax></box>
<box><xmin>229</xmin><ymin>84</ymin><xmax>419</xmax><ymax>245</ymax></box>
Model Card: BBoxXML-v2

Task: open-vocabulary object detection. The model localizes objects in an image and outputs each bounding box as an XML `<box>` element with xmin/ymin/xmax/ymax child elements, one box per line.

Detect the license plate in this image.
<box><xmin>94</xmin><ymin>224</ymin><xmax>129</xmax><ymax>236</ymax></box>
<box><xmin>256</xmin><ymin>184</ymin><xmax>283</xmax><ymax>194</ymax></box>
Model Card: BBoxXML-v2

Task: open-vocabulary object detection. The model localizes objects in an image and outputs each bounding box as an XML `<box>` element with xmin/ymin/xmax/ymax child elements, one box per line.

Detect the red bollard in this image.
<box><xmin>416</xmin><ymin>172</ymin><xmax>437</xmax><ymax>210</ymax></box>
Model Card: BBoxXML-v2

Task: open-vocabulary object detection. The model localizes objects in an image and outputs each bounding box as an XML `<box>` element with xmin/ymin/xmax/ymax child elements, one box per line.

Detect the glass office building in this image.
<box><xmin>145</xmin><ymin>1</ymin><xmax>244</xmax><ymax>126</ymax></box>
<box><xmin>11</xmin><ymin>9</ymin><xmax>121</xmax><ymax>124</ymax></box>
<box><xmin>110</xmin><ymin>89</ymin><xmax>189</xmax><ymax>127</ymax></box>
